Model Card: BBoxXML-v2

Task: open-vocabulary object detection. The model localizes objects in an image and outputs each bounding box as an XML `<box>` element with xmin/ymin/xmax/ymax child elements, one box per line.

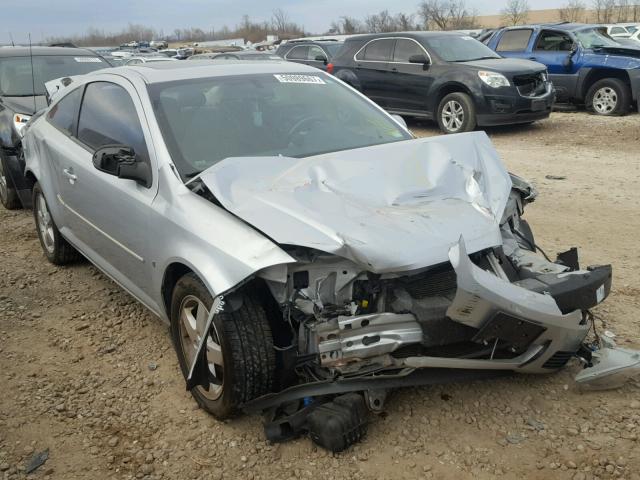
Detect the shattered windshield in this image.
<box><xmin>0</xmin><ymin>55</ymin><xmax>108</xmax><ymax>96</ymax></box>
<box><xmin>148</xmin><ymin>73</ymin><xmax>412</xmax><ymax>179</ymax></box>
<box><xmin>575</xmin><ymin>28</ymin><xmax>621</xmax><ymax>48</ymax></box>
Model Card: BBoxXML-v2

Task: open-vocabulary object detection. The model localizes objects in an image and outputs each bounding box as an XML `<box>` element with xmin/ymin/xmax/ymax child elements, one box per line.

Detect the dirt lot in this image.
<box><xmin>1</xmin><ymin>111</ymin><xmax>639</xmax><ymax>480</ymax></box>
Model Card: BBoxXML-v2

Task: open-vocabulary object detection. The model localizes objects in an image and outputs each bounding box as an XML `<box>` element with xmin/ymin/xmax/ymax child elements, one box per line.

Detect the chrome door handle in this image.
<box><xmin>63</xmin><ymin>168</ymin><xmax>77</xmax><ymax>184</ymax></box>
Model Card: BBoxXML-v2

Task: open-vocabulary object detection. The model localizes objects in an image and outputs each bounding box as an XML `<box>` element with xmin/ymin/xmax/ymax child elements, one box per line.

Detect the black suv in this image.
<box><xmin>0</xmin><ymin>47</ymin><xmax>109</xmax><ymax>209</ymax></box>
<box><xmin>331</xmin><ymin>32</ymin><xmax>555</xmax><ymax>134</ymax></box>
<box><xmin>276</xmin><ymin>40</ymin><xmax>344</xmax><ymax>71</ymax></box>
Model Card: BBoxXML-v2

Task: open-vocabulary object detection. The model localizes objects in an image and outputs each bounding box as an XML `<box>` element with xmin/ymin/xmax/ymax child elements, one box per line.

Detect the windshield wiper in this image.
<box><xmin>451</xmin><ymin>56</ymin><xmax>499</xmax><ymax>62</ymax></box>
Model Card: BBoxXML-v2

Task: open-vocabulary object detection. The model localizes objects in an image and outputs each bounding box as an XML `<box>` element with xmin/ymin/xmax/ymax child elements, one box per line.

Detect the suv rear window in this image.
<box><xmin>496</xmin><ymin>29</ymin><xmax>533</xmax><ymax>52</ymax></box>
<box><xmin>357</xmin><ymin>39</ymin><xmax>395</xmax><ymax>61</ymax></box>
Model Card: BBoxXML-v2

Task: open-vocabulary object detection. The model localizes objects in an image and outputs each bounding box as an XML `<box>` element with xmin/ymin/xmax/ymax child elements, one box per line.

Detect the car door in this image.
<box><xmin>493</xmin><ymin>28</ymin><xmax>535</xmax><ymax>60</ymax></box>
<box><xmin>384</xmin><ymin>38</ymin><xmax>433</xmax><ymax>114</ymax></box>
<box><xmin>57</xmin><ymin>79</ymin><xmax>159</xmax><ymax>309</ymax></box>
<box><xmin>353</xmin><ymin>38</ymin><xmax>395</xmax><ymax>107</ymax></box>
<box><xmin>530</xmin><ymin>29</ymin><xmax>580</xmax><ymax>101</ymax></box>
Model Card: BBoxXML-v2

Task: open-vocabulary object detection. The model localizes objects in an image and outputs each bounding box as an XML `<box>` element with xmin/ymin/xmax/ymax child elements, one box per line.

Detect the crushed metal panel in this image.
<box><xmin>200</xmin><ymin>132</ymin><xmax>512</xmax><ymax>272</ymax></box>
<box><xmin>447</xmin><ymin>236</ymin><xmax>565</xmax><ymax>328</ymax></box>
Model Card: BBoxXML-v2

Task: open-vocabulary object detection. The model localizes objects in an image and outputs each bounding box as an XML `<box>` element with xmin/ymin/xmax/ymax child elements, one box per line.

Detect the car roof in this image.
<box><xmin>0</xmin><ymin>46</ymin><xmax>98</xmax><ymax>58</ymax></box>
<box><xmin>102</xmin><ymin>60</ymin><xmax>320</xmax><ymax>84</ymax></box>
<box><xmin>344</xmin><ymin>31</ymin><xmax>472</xmax><ymax>42</ymax></box>
<box><xmin>501</xmin><ymin>23</ymin><xmax>593</xmax><ymax>32</ymax></box>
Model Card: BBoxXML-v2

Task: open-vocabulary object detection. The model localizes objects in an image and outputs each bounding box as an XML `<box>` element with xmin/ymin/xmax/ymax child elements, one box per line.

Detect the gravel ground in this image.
<box><xmin>1</xmin><ymin>111</ymin><xmax>639</xmax><ymax>480</ymax></box>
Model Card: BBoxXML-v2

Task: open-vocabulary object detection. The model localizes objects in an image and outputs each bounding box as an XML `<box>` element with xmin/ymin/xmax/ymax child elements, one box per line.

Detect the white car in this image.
<box><xmin>605</xmin><ymin>24</ymin><xmax>633</xmax><ymax>38</ymax></box>
<box><xmin>124</xmin><ymin>56</ymin><xmax>177</xmax><ymax>66</ymax></box>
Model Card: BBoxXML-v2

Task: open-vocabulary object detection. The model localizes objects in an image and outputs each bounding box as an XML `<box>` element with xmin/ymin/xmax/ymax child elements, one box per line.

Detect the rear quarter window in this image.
<box><xmin>47</xmin><ymin>86</ymin><xmax>83</xmax><ymax>136</ymax></box>
<box><xmin>496</xmin><ymin>29</ymin><xmax>533</xmax><ymax>52</ymax></box>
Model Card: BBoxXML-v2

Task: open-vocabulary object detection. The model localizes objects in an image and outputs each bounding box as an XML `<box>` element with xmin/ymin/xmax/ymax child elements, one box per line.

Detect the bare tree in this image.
<box><xmin>271</xmin><ymin>8</ymin><xmax>290</xmax><ymax>33</ymax></box>
<box><xmin>501</xmin><ymin>0</ymin><xmax>530</xmax><ymax>25</ymax></box>
<box><xmin>592</xmin><ymin>0</ymin><xmax>617</xmax><ymax>22</ymax></box>
<box><xmin>330</xmin><ymin>16</ymin><xmax>362</xmax><ymax>34</ymax></box>
<box><xmin>364</xmin><ymin>10</ymin><xmax>399</xmax><ymax>33</ymax></box>
<box><xmin>395</xmin><ymin>12</ymin><xmax>417</xmax><ymax>31</ymax></box>
<box><xmin>559</xmin><ymin>0</ymin><xmax>586</xmax><ymax>22</ymax></box>
<box><xmin>418</xmin><ymin>0</ymin><xmax>477</xmax><ymax>30</ymax></box>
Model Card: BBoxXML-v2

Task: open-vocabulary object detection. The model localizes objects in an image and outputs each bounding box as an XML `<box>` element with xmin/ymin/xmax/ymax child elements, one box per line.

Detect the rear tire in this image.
<box><xmin>0</xmin><ymin>153</ymin><xmax>21</xmax><ymax>210</ymax></box>
<box><xmin>586</xmin><ymin>78</ymin><xmax>631</xmax><ymax>116</ymax></box>
<box><xmin>32</xmin><ymin>182</ymin><xmax>81</xmax><ymax>265</ymax></box>
<box><xmin>436</xmin><ymin>92</ymin><xmax>476</xmax><ymax>134</ymax></box>
<box><xmin>170</xmin><ymin>273</ymin><xmax>276</xmax><ymax>419</ymax></box>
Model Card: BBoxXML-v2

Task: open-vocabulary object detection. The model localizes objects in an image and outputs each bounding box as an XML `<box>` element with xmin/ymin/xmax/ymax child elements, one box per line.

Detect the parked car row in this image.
<box><xmin>277</xmin><ymin>25</ymin><xmax>639</xmax><ymax>133</ymax></box>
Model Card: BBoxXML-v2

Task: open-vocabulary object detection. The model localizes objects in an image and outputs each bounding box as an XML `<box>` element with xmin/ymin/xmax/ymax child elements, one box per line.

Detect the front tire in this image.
<box><xmin>170</xmin><ymin>273</ymin><xmax>276</xmax><ymax>419</ymax></box>
<box><xmin>586</xmin><ymin>78</ymin><xmax>631</xmax><ymax>116</ymax></box>
<box><xmin>0</xmin><ymin>153</ymin><xmax>21</xmax><ymax>210</ymax></box>
<box><xmin>32</xmin><ymin>182</ymin><xmax>81</xmax><ymax>265</ymax></box>
<box><xmin>436</xmin><ymin>92</ymin><xmax>477</xmax><ymax>134</ymax></box>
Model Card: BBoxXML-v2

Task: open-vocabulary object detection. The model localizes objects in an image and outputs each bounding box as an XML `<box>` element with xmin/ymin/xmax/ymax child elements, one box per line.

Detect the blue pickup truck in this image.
<box><xmin>484</xmin><ymin>23</ymin><xmax>640</xmax><ymax>115</ymax></box>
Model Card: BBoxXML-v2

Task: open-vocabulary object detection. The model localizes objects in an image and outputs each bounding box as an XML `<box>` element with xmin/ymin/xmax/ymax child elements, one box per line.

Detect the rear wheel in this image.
<box><xmin>32</xmin><ymin>182</ymin><xmax>81</xmax><ymax>265</ymax></box>
<box><xmin>436</xmin><ymin>92</ymin><xmax>476</xmax><ymax>134</ymax></box>
<box><xmin>170</xmin><ymin>273</ymin><xmax>276</xmax><ymax>419</ymax></box>
<box><xmin>0</xmin><ymin>154</ymin><xmax>21</xmax><ymax>210</ymax></box>
<box><xmin>586</xmin><ymin>78</ymin><xmax>631</xmax><ymax>116</ymax></box>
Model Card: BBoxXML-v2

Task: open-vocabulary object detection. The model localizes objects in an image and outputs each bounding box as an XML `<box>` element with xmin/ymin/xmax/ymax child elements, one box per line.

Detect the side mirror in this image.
<box><xmin>92</xmin><ymin>145</ymin><xmax>151</xmax><ymax>188</ymax></box>
<box><xmin>409</xmin><ymin>54</ymin><xmax>430</xmax><ymax>65</ymax></box>
<box><xmin>315</xmin><ymin>55</ymin><xmax>328</xmax><ymax>65</ymax></box>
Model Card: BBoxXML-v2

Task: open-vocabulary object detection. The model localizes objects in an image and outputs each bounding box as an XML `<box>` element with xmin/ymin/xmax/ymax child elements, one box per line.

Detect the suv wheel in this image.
<box><xmin>436</xmin><ymin>92</ymin><xmax>477</xmax><ymax>134</ymax></box>
<box><xmin>0</xmin><ymin>154</ymin><xmax>21</xmax><ymax>210</ymax></box>
<box><xmin>170</xmin><ymin>273</ymin><xmax>276</xmax><ymax>419</ymax></box>
<box><xmin>32</xmin><ymin>182</ymin><xmax>81</xmax><ymax>265</ymax></box>
<box><xmin>586</xmin><ymin>78</ymin><xmax>630</xmax><ymax>116</ymax></box>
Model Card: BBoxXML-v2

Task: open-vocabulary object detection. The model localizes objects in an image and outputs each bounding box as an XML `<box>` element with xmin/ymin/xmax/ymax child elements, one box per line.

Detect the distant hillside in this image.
<box><xmin>476</xmin><ymin>7</ymin><xmax>639</xmax><ymax>28</ymax></box>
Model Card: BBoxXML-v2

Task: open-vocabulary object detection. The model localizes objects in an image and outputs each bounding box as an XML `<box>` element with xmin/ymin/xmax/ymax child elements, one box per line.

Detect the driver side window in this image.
<box><xmin>535</xmin><ymin>30</ymin><xmax>573</xmax><ymax>51</ymax></box>
<box><xmin>77</xmin><ymin>82</ymin><xmax>150</xmax><ymax>165</ymax></box>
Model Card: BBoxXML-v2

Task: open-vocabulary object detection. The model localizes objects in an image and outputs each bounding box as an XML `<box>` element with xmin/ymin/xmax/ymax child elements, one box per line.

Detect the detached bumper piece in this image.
<box><xmin>575</xmin><ymin>335</ymin><xmax>640</xmax><ymax>390</ymax></box>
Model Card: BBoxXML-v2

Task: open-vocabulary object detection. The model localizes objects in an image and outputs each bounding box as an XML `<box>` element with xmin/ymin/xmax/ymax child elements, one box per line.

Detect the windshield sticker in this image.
<box><xmin>74</xmin><ymin>57</ymin><xmax>102</xmax><ymax>63</ymax></box>
<box><xmin>274</xmin><ymin>74</ymin><xmax>326</xmax><ymax>84</ymax></box>
<box><xmin>462</xmin><ymin>36</ymin><xmax>474</xmax><ymax>40</ymax></box>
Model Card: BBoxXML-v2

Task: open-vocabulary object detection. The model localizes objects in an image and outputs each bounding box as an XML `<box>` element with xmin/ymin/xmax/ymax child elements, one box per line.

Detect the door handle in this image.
<box><xmin>63</xmin><ymin>167</ymin><xmax>77</xmax><ymax>184</ymax></box>
<box><xmin>390</xmin><ymin>67</ymin><xmax>398</xmax><ymax>73</ymax></box>
<box><xmin>528</xmin><ymin>56</ymin><xmax>537</xmax><ymax>60</ymax></box>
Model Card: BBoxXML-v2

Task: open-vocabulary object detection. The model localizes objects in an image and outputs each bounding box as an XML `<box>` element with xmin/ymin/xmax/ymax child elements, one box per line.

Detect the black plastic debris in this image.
<box><xmin>545</xmin><ymin>175</ymin><xmax>567</xmax><ymax>180</ymax></box>
<box><xmin>307</xmin><ymin>394</ymin><xmax>368</xmax><ymax>452</ymax></box>
<box><xmin>25</xmin><ymin>448</ymin><xmax>49</xmax><ymax>474</ymax></box>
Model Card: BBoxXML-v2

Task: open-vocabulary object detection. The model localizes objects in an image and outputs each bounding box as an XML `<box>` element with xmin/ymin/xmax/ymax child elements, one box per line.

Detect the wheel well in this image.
<box><xmin>24</xmin><ymin>171</ymin><xmax>37</xmax><ymax>191</ymax></box>
<box><xmin>160</xmin><ymin>265</ymin><xmax>290</xmax><ymax>343</ymax></box>
<box><xmin>161</xmin><ymin>262</ymin><xmax>193</xmax><ymax>317</ymax></box>
<box><xmin>434</xmin><ymin>83</ymin><xmax>473</xmax><ymax>110</ymax></box>
<box><xmin>582</xmin><ymin>69</ymin><xmax>631</xmax><ymax>99</ymax></box>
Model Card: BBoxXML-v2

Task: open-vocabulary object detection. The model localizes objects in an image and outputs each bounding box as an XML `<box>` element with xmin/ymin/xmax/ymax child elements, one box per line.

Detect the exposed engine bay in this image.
<box><xmin>185</xmin><ymin>131</ymin><xmax>637</xmax><ymax>450</ymax></box>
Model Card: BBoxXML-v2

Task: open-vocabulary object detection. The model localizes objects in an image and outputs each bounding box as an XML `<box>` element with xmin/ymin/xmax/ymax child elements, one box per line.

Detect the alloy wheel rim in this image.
<box><xmin>0</xmin><ymin>159</ymin><xmax>7</xmax><ymax>202</ymax></box>
<box><xmin>178</xmin><ymin>295</ymin><xmax>224</xmax><ymax>400</ymax></box>
<box><xmin>442</xmin><ymin>100</ymin><xmax>465</xmax><ymax>132</ymax></box>
<box><xmin>593</xmin><ymin>87</ymin><xmax>618</xmax><ymax>114</ymax></box>
<box><xmin>36</xmin><ymin>193</ymin><xmax>55</xmax><ymax>254</ymax></box>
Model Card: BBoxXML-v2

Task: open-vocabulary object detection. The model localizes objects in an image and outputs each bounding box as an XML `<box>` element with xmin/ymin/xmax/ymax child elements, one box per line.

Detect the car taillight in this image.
<box><xmin>326</xmin><ymin>63</ymin><xmax>334</xmax><ymax>74</ymax></box>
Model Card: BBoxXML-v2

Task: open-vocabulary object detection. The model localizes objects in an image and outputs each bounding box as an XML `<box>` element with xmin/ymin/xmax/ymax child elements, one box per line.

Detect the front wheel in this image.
<box><xmin>436</xmin><ymin>92</ymin><xmax>477</xmax><ymax>134</ymax></box>
<box><xmin>586</xmin><ymin>78</ymin><xmax>631</xmax><ymax>116</ymax></box>
<box><xmin>170</xmin><ymin>273</ymin><xmax>276</xmax><ymax>419</ymax></box>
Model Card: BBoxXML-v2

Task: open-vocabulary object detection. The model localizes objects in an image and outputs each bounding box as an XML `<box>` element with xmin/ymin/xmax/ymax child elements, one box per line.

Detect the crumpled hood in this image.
<box><xmin>199</xmin><ymin>132</ymin><xmax>512</xmax><ymax>273</ymax></box>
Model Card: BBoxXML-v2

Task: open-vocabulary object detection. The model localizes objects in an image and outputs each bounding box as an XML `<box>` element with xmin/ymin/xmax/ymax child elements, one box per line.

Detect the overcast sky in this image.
<box><xmin>5</xmin><ymin>0</ymin><xmax>563</xmax><ymax>43</ymax></box>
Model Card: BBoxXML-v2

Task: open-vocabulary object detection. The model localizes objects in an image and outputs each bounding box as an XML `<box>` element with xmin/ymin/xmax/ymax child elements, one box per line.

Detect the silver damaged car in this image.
<box><xmin>22</xmin><ymin>62</ymin><xmax>640</xmax><ymax>450</ymax></box>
